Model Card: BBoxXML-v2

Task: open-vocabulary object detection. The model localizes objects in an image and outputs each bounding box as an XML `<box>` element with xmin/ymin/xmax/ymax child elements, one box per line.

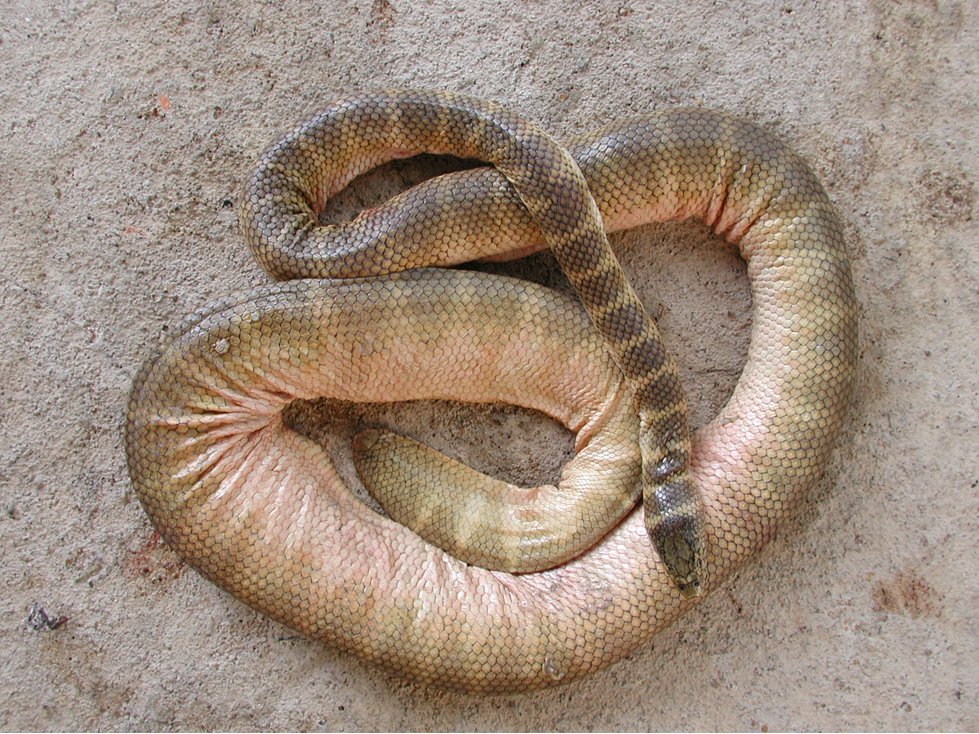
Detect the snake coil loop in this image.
<box><xmin>125</xmin><ymin>91</ymin><xmax>856</xmax><ymax>693</ymax></box>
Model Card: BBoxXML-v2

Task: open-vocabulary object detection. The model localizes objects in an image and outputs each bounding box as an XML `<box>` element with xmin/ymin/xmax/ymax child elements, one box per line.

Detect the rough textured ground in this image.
<box><xmin>2</xmin><ymin>1</ymin><xmax>977</xmax><ymax>730</ymax></box>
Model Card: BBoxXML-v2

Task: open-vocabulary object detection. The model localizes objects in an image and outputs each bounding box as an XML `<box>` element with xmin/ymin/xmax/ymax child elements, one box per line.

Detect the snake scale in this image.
<box><xmin>124</xmin><ymin>90</ymin><xmax>857</xmax><ymax>693</ymax></box>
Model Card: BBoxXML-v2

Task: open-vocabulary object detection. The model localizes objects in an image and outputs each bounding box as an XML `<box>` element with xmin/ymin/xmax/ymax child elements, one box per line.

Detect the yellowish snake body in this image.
<box><xmin>125</xmin><ymin>91</ymin><xmax>856</xmax><ymax>693</ymax></box>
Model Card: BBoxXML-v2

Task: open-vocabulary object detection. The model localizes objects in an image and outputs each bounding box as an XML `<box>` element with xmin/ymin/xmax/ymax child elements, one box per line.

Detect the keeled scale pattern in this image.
<box><xmin>239</xmin><ymin>89</ymin><xmax>705</xmax><ymax>591</ymax></box>
<box><xmin>126</xmin><ymin>93</ymin><xmax>857</xmax><ymax>692</ymax></box>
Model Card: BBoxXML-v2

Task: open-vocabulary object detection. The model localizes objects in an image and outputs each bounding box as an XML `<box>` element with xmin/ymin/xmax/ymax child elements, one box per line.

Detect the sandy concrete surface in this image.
<box><xmin>2</xmin><ymin>0</ymin><xmax>977</xmax><ymax>730</ymax></box>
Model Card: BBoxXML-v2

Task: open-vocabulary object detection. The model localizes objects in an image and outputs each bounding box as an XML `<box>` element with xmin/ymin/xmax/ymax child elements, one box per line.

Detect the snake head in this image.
<box><xmin>646</xmin><ymin>505</ymin><xmax>704</xmax><ymax>599</ymax></box>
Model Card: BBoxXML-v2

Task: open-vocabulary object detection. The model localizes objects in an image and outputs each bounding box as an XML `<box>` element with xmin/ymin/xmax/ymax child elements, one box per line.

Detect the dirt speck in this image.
<box><xmin>917</xmin><ymin>170</ymin><xmax>975</xmax><ymax>224</ymax></box>
<box><xmin>872</xmin><ymin>570</ymin><xmax>944</xmax><ymax>619</ymax></box>
<box><xmin>125</xmin><ymin>531</ymin><xmax>185</xmax><ymax>583</ymax></box>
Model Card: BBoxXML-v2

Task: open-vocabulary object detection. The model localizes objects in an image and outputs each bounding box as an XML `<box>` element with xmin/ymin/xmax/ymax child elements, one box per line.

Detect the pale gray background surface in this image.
<box><xmin>2</xmin><ymin>1</ymin><xmax>977</xmax><ymax>730</ymax></box>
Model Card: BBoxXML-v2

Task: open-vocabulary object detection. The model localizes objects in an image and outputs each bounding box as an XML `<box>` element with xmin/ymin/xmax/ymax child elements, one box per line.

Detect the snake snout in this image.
<box><xmin>647</xmin><ymin>507</ymin><xmax>704</xmax><ymax>598</ymax></box>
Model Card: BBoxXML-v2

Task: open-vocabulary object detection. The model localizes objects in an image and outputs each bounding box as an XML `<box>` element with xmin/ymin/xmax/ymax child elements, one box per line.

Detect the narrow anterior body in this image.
<box><xmin>125</xmin><ymin>91</ymin><xmax>856</xmax><ymax>693</ymax></box>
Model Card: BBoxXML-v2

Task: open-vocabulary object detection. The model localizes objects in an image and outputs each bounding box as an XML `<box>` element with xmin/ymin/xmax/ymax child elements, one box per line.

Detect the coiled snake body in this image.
<box><xmin>125</xmin><ymin>90</ymin><xmax>856</xmax><ymax>693</ymax></box>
